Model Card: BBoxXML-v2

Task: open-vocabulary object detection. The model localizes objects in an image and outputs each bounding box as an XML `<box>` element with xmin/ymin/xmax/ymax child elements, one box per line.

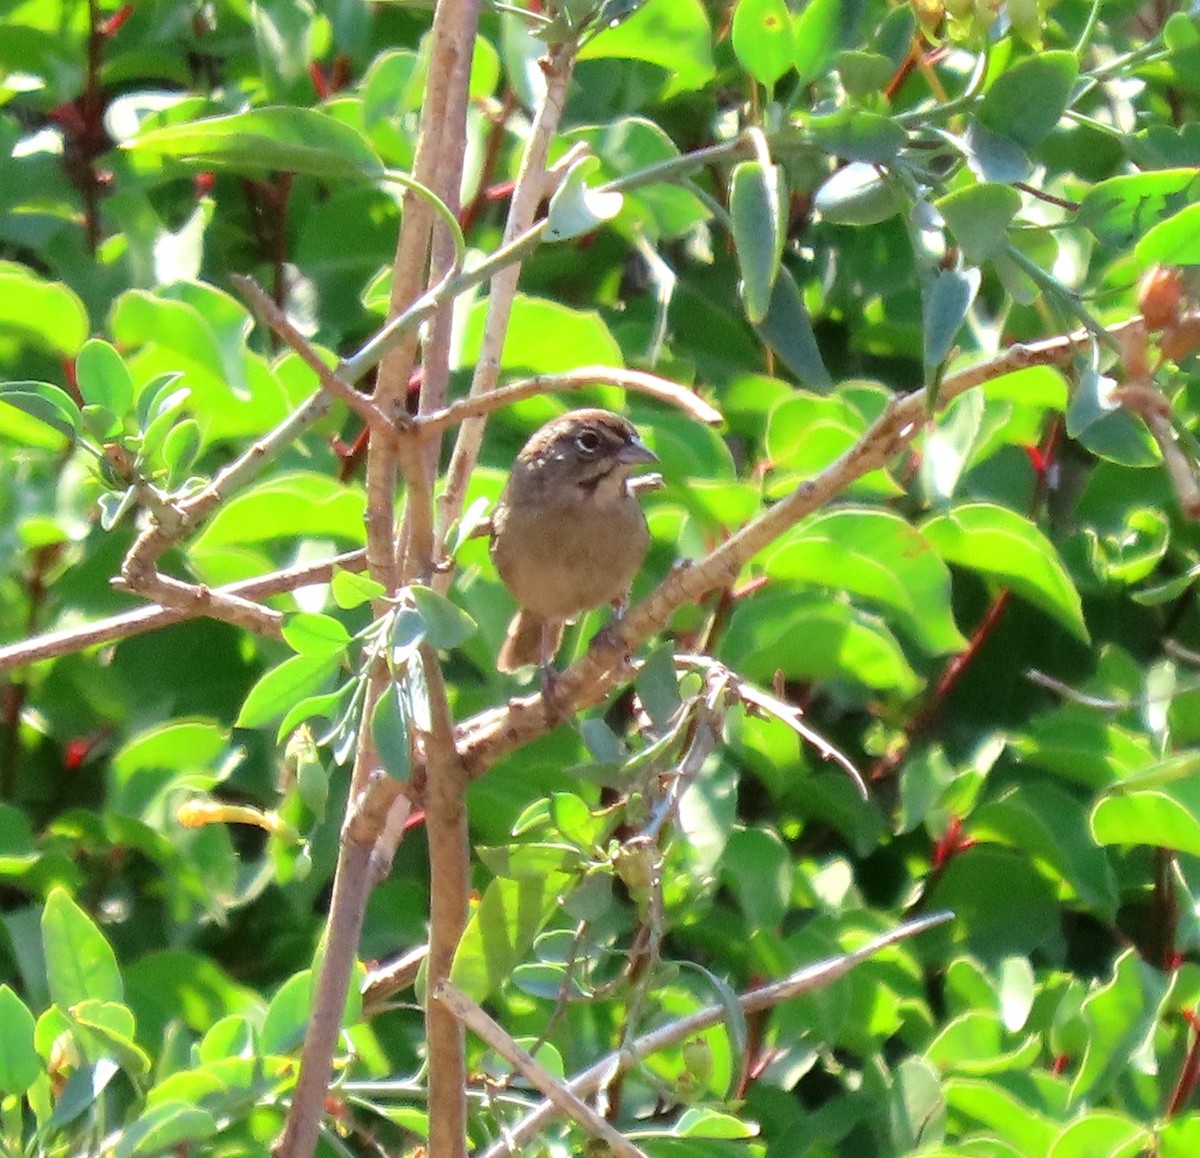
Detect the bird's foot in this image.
<box><xmin>539</xmin><ymin>663</ymin><xmax>566</xmax><ymax>721</ymax></box>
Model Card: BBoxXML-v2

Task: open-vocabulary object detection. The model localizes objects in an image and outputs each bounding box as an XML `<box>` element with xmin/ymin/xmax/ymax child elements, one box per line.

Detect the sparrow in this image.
<box><xmin>490</xmin><ymin>408</ymin><xmax>657</xmax><ymax>676</ymax></box>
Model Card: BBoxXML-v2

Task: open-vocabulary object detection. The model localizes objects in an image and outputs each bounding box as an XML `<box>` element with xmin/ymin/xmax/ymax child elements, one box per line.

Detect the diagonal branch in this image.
<box><xmin>434</xmin><ymin>980</ymin><xmax>650</xmax><ymax>1158</ymax></box>
<box><xmin>477</xmin><ymin>911</ymin><xmax>952</xmax><ymax>1158</ymax></box>
<box><xmin>455</xmin><ymin>319</ymin><xmax>1146</xmax><ymax>776</ymax></box>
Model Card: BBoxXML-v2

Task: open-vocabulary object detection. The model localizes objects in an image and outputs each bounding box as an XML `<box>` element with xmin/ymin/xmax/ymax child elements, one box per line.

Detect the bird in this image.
<box><xmin>490</xmin><ymin>408</ymin><xmax>657</xmax><ymax>678</ymax></box>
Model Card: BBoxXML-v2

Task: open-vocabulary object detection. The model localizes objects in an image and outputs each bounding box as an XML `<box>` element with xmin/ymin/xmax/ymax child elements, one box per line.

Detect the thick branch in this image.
<box><xmin>422</xmin><ymin>643</ymin><xmax>471</xmax><ymax>1158</ymax></box>
<box><xmin>455</xmin><ymin>321</ymin><xmax>1144</xmax><ymax>775</ymax></box>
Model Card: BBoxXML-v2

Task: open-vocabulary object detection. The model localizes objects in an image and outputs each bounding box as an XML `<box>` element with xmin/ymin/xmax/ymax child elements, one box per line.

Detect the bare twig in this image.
<box><xmin>273</xmin><ymin>836</ymin><xmax>381</xmax><ymax>1158</ymax></box>
<box><xmin>435</xmin><ymin>39</ymin><xmax>579</xmax><ymax>559</ymax></box>
<box><xmin>362</xmin><ymin>944</ymin><xmax>429</xmax><ymax>1015</ymax></box>
<box><xmin>674</xmin><ymin>654</ymin><xmax>865</xmax><ymax>797</ymax></box>
<box><xmin>0</xmin><ymin>549</ymin><xmax>367</xmax><ymax>673</ymax></box>
<box><xmin>233</xmin><ymin>275</ymin><xmax>396</xmax><ymax>434</ymax></box>
<box><xmin>434</xmin><ymin>980</ymin><xmax>651</xmax><ymax>1158</ymax></box>
<box><xmin>417</xmin><ymin>367</ymin><xmax>723</xmax><ymax>438</ymax></box>
<box><xmin>117</xmin><ymin>559</ymin><xmax>284</xmax><ymax>638</ymax></box>
<box><xmin>478</xmin><ymin>912</ymin><xmax>952</xmax><ymax>1158</ymax></box>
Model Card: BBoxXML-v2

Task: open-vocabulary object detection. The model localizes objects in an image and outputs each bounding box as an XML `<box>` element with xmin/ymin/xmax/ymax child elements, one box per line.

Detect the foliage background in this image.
<box><xmin>2</xmin><ymin>0</ymin><xmax>1200</xmax><ymax>1154</ymax></box>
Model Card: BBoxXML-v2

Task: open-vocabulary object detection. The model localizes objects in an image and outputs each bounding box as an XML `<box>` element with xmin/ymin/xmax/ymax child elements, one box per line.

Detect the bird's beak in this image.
<box><xmin>617</xmin><ymin>436</ymin><xmax>657</xmax><ymax>466</ymax></box>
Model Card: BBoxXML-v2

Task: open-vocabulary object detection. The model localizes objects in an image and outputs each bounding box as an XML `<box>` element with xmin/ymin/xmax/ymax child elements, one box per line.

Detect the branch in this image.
<box><xmin>233</xmin><ymin>275</ymin><xmax>396</xmax><ymax>434</ymax></box>
<box><xmin>421</xmin><ymin>642</ymin><xmax>472</xmax><ymax>1158</ymax></box>
<box><xmin>454</xmin><ymin>319</ymin><xmax>1145</xmax><ymax>776</ymax></box>
<box><xmin>435</xmin><ymin>39</ymin><xmax>578</xmax><ymax>561</ymax></box>
<box><xmin>0</xmin><ymin>550</ymin><xmax>368</xmax><ymax>673</ymax></box>
<box><xmin>477</xmin><ymin>912</ymin><xmax>952</xmax><ymax>1158</ymax></box>
<box><xmin>434</xmin><ymin>981</ymin><xmax>650</xmax><ymax>1158</ymax></box>
<box><xmin>417</xmin><ymin>367</ymin><xmax>722</xmax><ymax>438</ymax></box>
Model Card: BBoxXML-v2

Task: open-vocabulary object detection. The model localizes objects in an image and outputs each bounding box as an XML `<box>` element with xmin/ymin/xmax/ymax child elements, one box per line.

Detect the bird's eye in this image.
<box><xmin>574</xmin><ymin>429</ymin><xmax>601</xmax><ymax>455</ymax></box>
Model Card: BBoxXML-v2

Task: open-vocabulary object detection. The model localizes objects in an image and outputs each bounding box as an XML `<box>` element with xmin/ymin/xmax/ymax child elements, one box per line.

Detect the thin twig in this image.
<box><xmin>435</xmin><ymin>39</ymin><xmax>579</xmax><ymax>563</ymax></box>
<box><xmin>233</xmin><ymin>275</ymin><xmax>396</xmax><ymax>433</ymax></box>
<box><xmin>434</xmin><ymin>981</ymin><xmax>650</xmax><ymax>1158</ymax></box>
<box><xmin>417</xmin><ymin>367</ymin><xmax>722</xmax><ymax>438</ymax></box>
<box><xmin>477</xmin><ymin>912</ymin><xmax>952</xmax><ymax>1158</ymax></box>
<box><xmin>0</xmin><ymin>549</ymin><xmax>367</xmax><ymax>673</ymax></box>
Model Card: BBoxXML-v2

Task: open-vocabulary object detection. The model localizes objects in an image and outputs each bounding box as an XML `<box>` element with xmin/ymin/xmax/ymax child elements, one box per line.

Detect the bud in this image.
<box><xmin>1139</xmin><ymin>265</ymin><xmax>1185</xmax><ymax>331</ymax></box>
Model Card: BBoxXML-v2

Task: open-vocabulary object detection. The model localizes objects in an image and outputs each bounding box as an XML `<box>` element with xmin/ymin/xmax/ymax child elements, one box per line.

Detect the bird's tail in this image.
<box><xmin>497</xmin><ymin>610</ymin><xmax>564</xmax><ymax>673</ymax></box>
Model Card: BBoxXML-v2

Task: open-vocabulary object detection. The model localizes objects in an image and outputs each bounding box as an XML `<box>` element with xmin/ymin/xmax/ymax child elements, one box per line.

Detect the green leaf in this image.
<box><xmin>765</xmin><ymin>508</ymin><xmax>967</xmax><ymax>654</ymax></box>
<box><xmin>0</xmin><ymin>382</ymin><xmax>81</xmax><ymax>450</ymax></box>
<box><xmin>236</xmin><ymin>655</ymin><xmax>339</xmax><ymax>729</ymax></box>
<box><xmin>1049</xmin><ymin>1111</ymin><xmax>1152</xmax><ymax>1158</ymax></box>
<box><xmin>576</xmin><ymin>0</ymin><xmax>716</xmax><ymax>98</ymax></box>
<box><xmin>371</xmin><ymin>685</ymin><xmax>412</xmax><ymax>781</ymax></box>
<box><xmin>635</xmin><ymin>643</ymin><xmax>683</xmax><ymax>730</ymax></box>
<box><xmin>42</xmin><ymin>887</ymin><xmax>123</xmax><ymax>1007</ymax></box>
<box><xmin>888</xmin><ymin>1056</ymin><xmax>946</xmax><ymax>1151</ymax></box>
<box><xmin>0</xmin><ymin>266</ymin><xmax>89</xmax><ymax>357</ymax></box>
<box><xmin>126</xmin><ymin>107</ymin><xmax>384</xmax><ymax>181</ymax></box>
<box><xmin>1077</xmin><ymin>169</ymin><xmax>1200</xmax><ymax>250</ymax></box>
<box><xmin>753</xmin><ymin>267</ymin><xmax>831</xmax><ymax>388</ymax></box>
<box><xmin>923</xmin><ymin>267</ymin><xmax>980</xmax><ymax>375</ymax></box>
<box><xmin>936</xmin><ymin>184</ymin><xmax>1021</xmax><ymax>265</ymax></box>
<box><xmin>1135</xmin><ymin>202</ymin><xmax>1200</xmax><ymax>266</ymax></box>
<box><xmin>766</xmin><ymin>390</ymin><xmax>899</xmax><ymax>496</ymax></box>
<box><xmin>76</xmin><ymin>339</ymin><xmax>134</xmax><ymax>417</ymax></box>
<box><xmin>113</xmin><ymin>1101</ymin><xmax>218</xmax><ymax>1158</ymax></box>
<box><xmin>921</xmin><ymin>503</ymin><xmax>1088</xmax><ymax>642</ymax></box>
<box><xmin>837</xmin><ymin>51</ymin><xmax>895</xmax><ymax>100</ymax></box>
<box><xmin>451</xmin><ymin>873</ymin><xmax>573</xmax><ymax>1003</ymax></box>
<box><xmin>669</xmin><ymin>1106</ymin><xmax>759</xmax><ymax>1138</ymax></box>
<box><xmin>720</xmin><ymin>827</ymin><xmax>791</xmax><ymax>928</ymax></box>
<box><xmin>331</xmin><ymin>568</ymin><xmax>385</xmax><ymax>609</ymax></box>
<box><xmin>409</xmin><ymin>586</ymin><xmax>477</xmax><ymax>649</ymax></box>
<box><xmin>0</xmin><ymin>985</ymin><xmax>40</xmax><ymax>1095</ymax></box>
<box><xmin>808</xmin><ymin>109</ymin><xmax>907</xmax><ymax>163</ymax></box>
<box><xmin>730</xmin><ymin>159</ymin><xmax>785</xmax><ymax>324</ymax></box>
<box><xmin>72</xmin><ymin>999</ymin><xmax>152</xmax><ymax>1076</ymax></box>
<box><xmin>927</xmin><ymin>847</ymin><xmax>1060</xmax><ymax>960</ymax></box>
<box><xmin>282</xmin><ymin>613</ymin><xmax>352</xmax><ymax>659</ymax></box>
<box><xmin>1071</xmin><ymin>950</ymin><xmax>1173</xmax><ymax>1104</ymax></box>
<box><xmin>792</xmin><ymin>0</ymin><xmax>842</xmax><ymax>86</ymax></box>
<box><xmin>731</xmin><ymin>0</ymin><xmax>795</xmax><ymax>89</ymax></box>
<box><xmin>958</xmin><ymin>118</ymin><xmax>1033</xmax><ymax>184</ymax></box>
<box><xmin>814</xmin><ymin>162</ymin><xmax>905</xmax><ymax>225</ymax></box>
<box><xmin>971</xmin><ymin>783</ymin><xmax>1119</xmax><ymax>916</ymax></box>
<box><xmin>723</xmin><ymin>592</ymin><xmax>922</xmax><ymax>695</ymax></box>
<box><xmin>191</xmin><ymin>473</ymin><xmax>366</xmax><ymax>553</ymax></box>
<box><xmin>457</xmin><ymin>294</ymin><xmax>623</xmax><ymax>379</ymax></box>
<box><xmin>1092</xmin><ymin>775</ymin><xmax>1200</xmax><ymax>857</ymax></box>
<box><xmin>977</xmin><ymin>51</ymin><xmax>1078</xmax><ymax>149</ymax></box>
<box><xmin>945</xmin><ymin>1075</ymin><xmax>1051</xmax><ymax>1147</ymax></box>
<box><xmin>160</xmin><ymin>419</ymin><xmax>202</xmax><ymax>486</ymax></box>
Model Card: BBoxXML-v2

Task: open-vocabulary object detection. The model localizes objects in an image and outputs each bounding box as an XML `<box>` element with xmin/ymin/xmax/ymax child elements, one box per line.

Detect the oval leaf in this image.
<box><xmin>730</xmin><ymin>159</ymin><xmax>785</xmax><ymax>324</ymax></box>
<box><xmin>921</xmin><ymin>502</ymin><xmax>1088</xmax><ymax>642</ymax></box>
<box><xmin>127</xmin><ymin>107</ymin><xmax>384</xmax><ymax>181</ymax></box>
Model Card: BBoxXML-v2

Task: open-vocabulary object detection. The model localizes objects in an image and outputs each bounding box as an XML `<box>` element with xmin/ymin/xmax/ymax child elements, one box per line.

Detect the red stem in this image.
<box><xmin>1166</xmin><ymin>1011</ymin><xmax>1200</xmax><ymax>1116</ymax></box>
